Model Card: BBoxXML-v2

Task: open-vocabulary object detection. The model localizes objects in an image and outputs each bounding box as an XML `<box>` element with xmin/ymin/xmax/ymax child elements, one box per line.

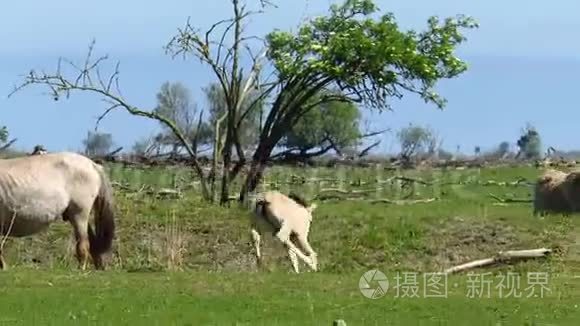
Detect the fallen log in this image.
<box><xmin>444</xmin><ymin>248</ymin><xmax>552</xmax><ymax>274</ymax></box>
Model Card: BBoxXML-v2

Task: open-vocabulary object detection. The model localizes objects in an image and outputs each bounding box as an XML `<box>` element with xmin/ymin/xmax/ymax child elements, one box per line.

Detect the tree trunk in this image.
<box><xmin>209</xmin><ymin>169</ymin><xmax>217</xmax><ymax>203</ymax></box>
<box><xmin>219</xmin><ymin>110</ymin><xmax>237</xmax><ymax>205</ymax></box>
<box><xmin>238</xmin><ymin>133</ymin><xmax>279</xmax><ymax>203</ymax></box>
<box><xmin>219</xmin><ymin>143</ymin><xmax>232</xmax><ymax>205</ymax></box>
<box><xmin>239</xmin><ymin>159</ymin><xmax>266</xmax><ymax>203</ymax></box>
<box><xmin>171</xmin><ymin>143</ymin><xmax>178</xmax><ymax>158</ymax></box>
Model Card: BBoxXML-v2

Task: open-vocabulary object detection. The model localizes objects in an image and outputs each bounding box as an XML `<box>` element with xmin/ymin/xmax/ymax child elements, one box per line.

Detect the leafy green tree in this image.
<box><xmin>516</xmin><ymin>124</ymin><xmax>542</xmax><ymax>159</ymax></box>
<box><xmin>0</xmin><ymin>126</ymin><xmax>8</xmax><ymax>144</ymax></box>
<box><xmin>498</xmin><ymin>141</ymin><xmax>510</xmax><ymax>156</ymax></box>
<box><xmin>240</xmin><ymin>0</ymin><xmax>478</xmax><ymax>198</ymax></box>
<box><xmin>482</xmin><ymin>141</ymin><xmax>512</xmax><ymax>160</ymax></box>
<box><xmin>280</xmin><ymin>94</ymin><xmax>361</xmax><ymax>158</ymax></box>
<box><xmin>0</xmin><ymin>126</ymin><xmax>8</xmax><ymax>143</ymax></box>
<box><xmin>0</xmin><ymin>125</ymin><xmax>17</xmax><ymax>153</ymax></box>
<box><xmin>397</xmin><ymin>124</ymin><xmax>437</xmax><ymax>160</ymax></box>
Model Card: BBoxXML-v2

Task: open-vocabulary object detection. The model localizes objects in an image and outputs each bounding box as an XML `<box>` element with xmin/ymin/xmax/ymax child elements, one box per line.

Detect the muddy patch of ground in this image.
<box><xmin>420</xmin><ymin>216</ymin><xmax>571</xmax><ymax>272</ymax></box>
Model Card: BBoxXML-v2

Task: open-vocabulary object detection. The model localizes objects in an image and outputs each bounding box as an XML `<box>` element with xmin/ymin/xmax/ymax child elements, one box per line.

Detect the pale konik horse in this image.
<box><xmin>248</xmin><ymin>190</ymin><xmax>318</xmax><ymax>273</ymax></box>
<box><xmin>0</xmin><ymin>152</ymin><xmax>116</xmax><ymax>270</ymax></box>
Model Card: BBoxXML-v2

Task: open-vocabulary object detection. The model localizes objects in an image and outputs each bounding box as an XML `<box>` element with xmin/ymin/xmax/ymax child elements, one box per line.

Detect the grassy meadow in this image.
<box><xmin>1</xmin><ymin>162</ymin><xmax>579</xmax><ymax>325</ymax></box>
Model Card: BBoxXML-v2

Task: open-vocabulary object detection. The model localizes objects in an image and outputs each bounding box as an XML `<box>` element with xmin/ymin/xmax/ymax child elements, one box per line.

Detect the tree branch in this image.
<box><xmin>8</xmin><ymin>44</ymin><xmax>210</xmax><ymax>199</ymax></box>
<box><xmin>358</xmin><ymin>140</ymin><xmax>381</xmax><ymax>157</ymax></box>
<box><xmin>0</xmin><ymin>138</ymin><xmax>17</xmax><ymax>152</ymax></box>
<box><xmin>271</xmin><ymin>142</ymin><xmax>334</xmax><ymax>161</ymax></box>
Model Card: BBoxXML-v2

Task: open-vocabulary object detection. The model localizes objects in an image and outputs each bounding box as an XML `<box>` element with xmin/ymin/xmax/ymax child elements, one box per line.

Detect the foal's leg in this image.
<box><xmin>294</xmin><ymin>234</ymin><xmax>318</xmax><ymax>272</ymax></box>
<box><xmin>287</xmin><ymin>248</ymin><xmax>300</xmax><ymax>273</ymax></box>
<box><xmin>275</xmin><ymin>223</ymin><xmax>314</xmax><ymax>271</ymax></box>
<box><xmin>250</xmin><ymin>227</ymin><xmax>263</xmax><ymax>267</ymax></box>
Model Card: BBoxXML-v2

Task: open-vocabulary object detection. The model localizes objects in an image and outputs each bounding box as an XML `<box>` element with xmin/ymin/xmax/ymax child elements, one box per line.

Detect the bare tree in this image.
<box><xmin>132</xmin><ymin>135</ymin><xmax>157</xmax><ymax>157</ymax></box>
<box><xmin>153</xmin><ymin>81</ymin><xmax>211</xmax><ymax>156</ymax></box>
<box><xmin>164</xmin><ymin>0</ymin><xmax>274</xmax><ymax>204</ymax></box>
<box><xmin>516</xmin><ymin>123</ymin><xmax>542</xmax><ymax>160</ymax></box>
<box><xmin>9</xmin><ymin>40</ymin><xmax>212</xmax><ymax>199</ymax></box>
<box><xmin>204</xmin><ymin>81</ymin><xmax>262</xmax><ymax>152</ymax></box>
<box><xmin>83</xmin><ymin>131</ymin><xmax>114</xmax><ymax>156</ymax></box>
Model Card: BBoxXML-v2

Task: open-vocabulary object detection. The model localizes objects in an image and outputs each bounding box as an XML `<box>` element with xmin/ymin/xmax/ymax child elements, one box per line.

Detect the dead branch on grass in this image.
<box><xmin>387</xmin><ymin>176</ymin><xmax>434</xmax><ymax>185</ymax></box>
<box><xmin>113</xmin><ymin>182</ymin><xmax>182</xmax><ymax>199</ymax></box>
<box><xmin>488</xmin><ymin>193</ymin><xmax>533</xmax><ymax>203</ymax></box>
<box><xmin>368</xmin><ymin>198</ymin><xmax>436</xmax><ymax>205</ymax></box>
<box><xmin>317</xmin><ymin>188</ymin><xmax>382</xmax><ymax>196</ymax></box>
<box><xmin>480</xmin><ymin>178</ymin><xmax>532</xmax><ymax>187</ymax></box>
<box><xmin>151</xmin><ymin>188</ymin><xmax>183</xmax><ymax>199</ymax></box>
<box><xmin>111</xmin><ymin>181</ymin><xmax>149</xmax><ymax>193</ymax></box>
<box><xmin>312</xmin><ymin>188</ymin><xmax>437</xmax><ymax>204</ymax></box>
<box><xmin>444</xmin><ymin>248</ymin><xmax>552</xmax><ymax>274</ymax></box>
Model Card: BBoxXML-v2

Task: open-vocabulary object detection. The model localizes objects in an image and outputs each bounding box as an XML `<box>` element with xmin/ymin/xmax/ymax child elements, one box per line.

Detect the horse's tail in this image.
<box><xmin>89</xmin><ymin>164</ymin><xmax>116</xmax><ymax>257</ymax></box>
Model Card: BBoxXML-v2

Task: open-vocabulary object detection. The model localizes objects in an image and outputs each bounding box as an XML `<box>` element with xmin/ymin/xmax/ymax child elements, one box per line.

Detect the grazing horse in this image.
<box><xmin>0</xmin><ymin>152</ymin><xmax>116</xmax><ymax>270</ymax></box>
<box><xmin>248</xmin><ymin>190</ymin><xmax>318</xmax><ymax>273</ymax></box>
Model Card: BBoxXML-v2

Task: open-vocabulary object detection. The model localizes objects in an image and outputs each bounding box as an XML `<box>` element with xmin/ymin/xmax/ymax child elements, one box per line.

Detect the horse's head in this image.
<box><xmin>30</xmin><ymin>145</ymin><xmax>47</xmax><ymax>155</ymax></box>
<box><xmin>288</xmin><ymin>192</ymin><xmax>317</xmax><ymax>215</ymax></box>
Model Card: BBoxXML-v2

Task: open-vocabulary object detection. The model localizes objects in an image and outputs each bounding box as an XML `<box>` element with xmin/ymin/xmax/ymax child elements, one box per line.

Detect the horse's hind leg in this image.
<box><xmin>88</xmin><ymin>225</ymin><xmax>104</xmax><ymax>270</ymax></box>
<box><xmin>65</xmin><ymin>209</ymin><xmax>91</xmax><ymax>271</ymax></box>
<box><xmin>73</xmin><ymin>220</ymin><xmax>90</xmax><ymax>271</ymax></box>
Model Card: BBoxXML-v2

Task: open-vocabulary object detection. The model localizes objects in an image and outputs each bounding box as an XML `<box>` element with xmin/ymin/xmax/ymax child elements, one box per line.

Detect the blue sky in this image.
<box><xmin>1</xmin><ymin>0</ymin><xmax>580</xmax><ymax>154</ymax></box>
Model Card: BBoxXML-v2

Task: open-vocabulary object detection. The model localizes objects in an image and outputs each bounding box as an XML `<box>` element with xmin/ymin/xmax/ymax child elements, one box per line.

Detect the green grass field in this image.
<box><xmin>1</xmin><ymin>163</ymin><xmax>579</xmax><ymax>325</ymax></box>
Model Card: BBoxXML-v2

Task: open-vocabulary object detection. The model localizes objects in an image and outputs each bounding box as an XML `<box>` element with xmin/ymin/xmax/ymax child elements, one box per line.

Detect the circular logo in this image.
<box><xmin>359</xmin><ymin>269</ymin><xmax>389</xmax><ymax>299</ymax></box>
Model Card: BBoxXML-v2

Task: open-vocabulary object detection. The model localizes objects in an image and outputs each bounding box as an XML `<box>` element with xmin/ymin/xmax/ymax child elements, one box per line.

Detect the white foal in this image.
<box><xmin>249</xmin><ymin>190</ymin><xmax>318</xmax><ymax>273</ymax></box>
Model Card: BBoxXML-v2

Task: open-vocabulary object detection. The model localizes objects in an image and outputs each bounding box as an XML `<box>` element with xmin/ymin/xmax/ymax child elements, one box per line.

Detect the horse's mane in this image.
<box><xmin>288</xmin><ymin>192</ymin><xmax>309</xmax><ymax>208</ymax></box>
